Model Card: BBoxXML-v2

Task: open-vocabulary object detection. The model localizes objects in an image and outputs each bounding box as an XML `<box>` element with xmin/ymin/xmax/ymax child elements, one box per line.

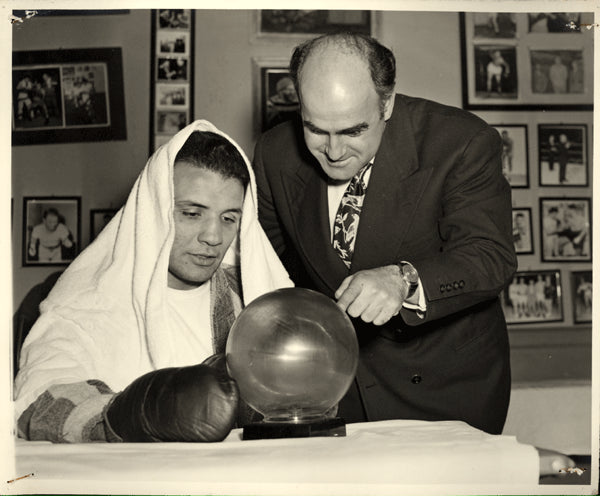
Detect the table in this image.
<box><xmin>9</xmin><ymin>419</ymin><xmax>541</xmax><ymax>494</ymax></box>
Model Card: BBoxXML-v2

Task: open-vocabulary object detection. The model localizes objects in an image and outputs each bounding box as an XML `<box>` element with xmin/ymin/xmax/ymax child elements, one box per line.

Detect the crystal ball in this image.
<box><xmin>226</xmin><ymin>288</ymin><xmax>359</xmax><ymax>422</ymax></box>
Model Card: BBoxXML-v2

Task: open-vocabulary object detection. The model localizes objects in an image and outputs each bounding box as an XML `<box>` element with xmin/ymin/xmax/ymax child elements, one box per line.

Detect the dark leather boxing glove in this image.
<box><xmin>104</xmin><ymin>354</ymin><xmax>239</xmax><ymax>442</ymax></box>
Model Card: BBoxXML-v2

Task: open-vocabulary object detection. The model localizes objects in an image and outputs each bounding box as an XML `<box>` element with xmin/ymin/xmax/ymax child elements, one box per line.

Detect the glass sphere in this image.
<box><xmin>226</xmin><ymin>288</ymin><xmax>358</xmax><ymax>423</ymax></box>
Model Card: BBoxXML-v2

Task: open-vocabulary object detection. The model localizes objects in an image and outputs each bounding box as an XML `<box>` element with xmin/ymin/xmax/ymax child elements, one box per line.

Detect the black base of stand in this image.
<box><xmin>242</xmin><ymin>417</ymin><xmax>346</xmax><ymax>440</ymax></box>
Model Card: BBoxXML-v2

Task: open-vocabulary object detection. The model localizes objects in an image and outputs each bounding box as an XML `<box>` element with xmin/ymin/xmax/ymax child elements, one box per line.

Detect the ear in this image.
<box><xmin>383</xmin><ymin>93</ymin><xmax>395</xmax><ymax>121</ymax></box>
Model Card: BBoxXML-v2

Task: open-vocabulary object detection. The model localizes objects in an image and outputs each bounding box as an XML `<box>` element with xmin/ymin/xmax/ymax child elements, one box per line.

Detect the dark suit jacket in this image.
<box><xmin>253</xmin><ymin>94</ymin><xmax>517</xmax><ymax>434</ymax></box>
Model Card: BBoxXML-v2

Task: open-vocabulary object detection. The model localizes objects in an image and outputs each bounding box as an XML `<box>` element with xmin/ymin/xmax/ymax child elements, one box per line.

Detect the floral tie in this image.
<box><xmin>332</xmin><ymin>164</ymin><xmax>371</xmax><ymax>268</ymax></box>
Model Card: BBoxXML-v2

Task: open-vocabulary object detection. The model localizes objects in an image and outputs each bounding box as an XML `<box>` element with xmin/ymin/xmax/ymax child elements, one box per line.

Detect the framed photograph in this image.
<box><xmin>253</xmin><ymin>58</ymin><xmax>300</xmax><ymax>133</ymax></box>
<box><xmin>501</xmin><ymin>270</ymin><xmax>563</xmax><ymax>324</ymax></box>
<box><xmin>512</xmin><ymin>207</ymin><xmax>534</xmax><ymax>254</ymax></box>
<box><xmin>157</xmin><ymin>57</ymin><xmax>188</xmax><ymax>81</ymax></box>
<box><xmin>157</xmin><ymin>9</ymin><xmax>191</xmax><ymax>30</ymax></box>
<box><xmin>540</xmin><ymin>197</ymin><xmax>591</xmax><ymax>262</ymax></box>
<box><xmin>12</xmin><ymin>48</ymin><xmax>126</xmax><ymax>145</ymax></box>
<box><xmin>156</xmin><ymin>110</ymin><xmax>188</xmax><ymax>134</ymax></box>
<box><xmin>538</xmin><ymin>124</ymin><xmax>588</xmax><ymax>186</ymax></box>
<box><xmin>155</xmin><ymin>83</ymin><xmax>188</xmax><ymax>108</ymax></box>
<box><xmin>571</xmin><ymin>270</ymin><xmax>592</xmax><ymax>324</ymax></box>
<box><xmin>492</xmin><ymin>125</ymin><xmax>529</xmax><ymax>187</ymax></box>
<box><xmin>258</xmin><ymin>10</ymin><xmax>373</xmax><ymax>37</ymax></box>
<box><xmin>460</xmin><ymin>12</ymin><xmax>593</xmax><ymax>110</ymax></box>
<box><xmin>90</xmin><ymin>208</ymin><xmax>118</xmax><ymax>242</ymax></box>
<box><xmin>23</xmin><ymin>197</ymin><xmax>81</xmax><ymax>267</ymax></box>
<box><xmin>157</xmin><ymin>31</ymin><xmax>190</xmax><ymax>56</ymax></box>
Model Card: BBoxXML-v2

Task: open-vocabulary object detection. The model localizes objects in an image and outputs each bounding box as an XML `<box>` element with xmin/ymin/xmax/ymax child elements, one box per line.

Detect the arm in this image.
<box><xmin>336</xmin><ymin>127</ymin><xmax>516</xmax><ymax>326</ymax></box>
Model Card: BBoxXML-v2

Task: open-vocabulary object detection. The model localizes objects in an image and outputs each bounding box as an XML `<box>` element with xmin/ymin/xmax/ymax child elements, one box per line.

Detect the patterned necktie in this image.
<box><xmin>332</xmin><ymin>164</ymin><xmax>371</xmax><ymax>268</ymax></box>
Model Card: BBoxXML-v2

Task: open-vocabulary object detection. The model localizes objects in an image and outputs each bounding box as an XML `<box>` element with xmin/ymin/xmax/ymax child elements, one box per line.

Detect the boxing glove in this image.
<box><xmin>104</xmin><ymin>354</ymin><xmax>239</xmax><ymax>442</ymax></box>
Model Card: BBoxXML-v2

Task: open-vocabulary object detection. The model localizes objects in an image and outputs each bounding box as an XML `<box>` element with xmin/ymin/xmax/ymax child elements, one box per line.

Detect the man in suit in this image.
<box><xmin>253</xmin><ymin>33</ymin><xmax>516</xmax><ymax>434</ymax></box>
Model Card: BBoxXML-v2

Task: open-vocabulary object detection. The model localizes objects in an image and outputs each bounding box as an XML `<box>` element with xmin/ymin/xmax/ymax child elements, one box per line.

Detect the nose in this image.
<box><xmin>325</xmin><ymin>135</ymin><xmax>345</xmax><ymax>162</ymax></box>
<box><xmin>197</xmin><ymin>216</ymin><xmax>223</xmax><ymax>246</ymax></box>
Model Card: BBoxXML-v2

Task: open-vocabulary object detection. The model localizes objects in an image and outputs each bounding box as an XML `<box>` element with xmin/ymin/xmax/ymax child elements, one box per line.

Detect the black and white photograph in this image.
<box><xmin>492</xmin><ymin>124</ymin><xmax>529</xmax><ymax>187</ymax></box>
<box><xmin>538</xmin><ymin>124</ymin><xmax>587</xmax><ymax>186</ymax></box>
<box><xmin>540</xmin><ymin>197</ymin><xmax>591</xmax><ymax>262</ymax></box>
<box><xmin>512</xmin><ymin>208</ymin><xmax>534</xmax><ymax>255</ymax></box>
<box><xmin>12</xmin><ymin>48</ymin><xmax>126</xmax><ymax>145</ymax></box>
<box><xmin>572</xmin><ymin>270</ymin><xmax>592</xmax><ymax>324</ymax></box>
<box><xmin>7</xmin><ymin>7</ymin><xmax>596</xmax><ymax>495</ymax></box>
<box><xmin>259</xmin><ymin>66</ymin><xmax>300</xmax><ymax>131</ymax></box>
<box><xmin>158</xmin><ymin>9</ymin><xmax>191</xmax><ymax>29</ymax></box>
<box><xmin>528</xmin><ymin>13</ymin><xmax>582</xmax><ymax>33</ymax></box>
<box><xmin>155</xmin><ymin>83</ymin><xmax>188</xmax><ymax>107</ymax></box>
<box><xmin>473</xmin><ymin>45</ymin><xmax>518</xmax><ymax>99</ymax></box>
<box><xmin>90</xmin><ymin>208</ymin><xmax>118</xmax><ymax>242</ymax></box>
<box><xmin>156</xmin><ymin>110</ymin><xmax>188</xmax><ymax>134</ymax></box>
<box><xmin>530</xmin><ymin>50</ymin><xmax>585</xmax><ymax>95</ymax></box>
<box><xmin>157</xmin><ymin>57</ymin><xmax>188</xmax><ymax>81</ymax></box>
<box><xmin>157</xmin><ymin>31</ymin><xmax>189</xmax><ymax>55</ymax></box>
<box><xmin>22</xmin><ymin>197</ymin><xmax>80</xmax><ymax>267</ymax></box>
<box><xmin>472</xmin><ymin>12</ymin><xmax>517</xmax><ymax>38</ymax></box>
<box><xmin>501</xmin><ymin>270</ymin><xmax>563</xmax><ymax>324</ymax></box>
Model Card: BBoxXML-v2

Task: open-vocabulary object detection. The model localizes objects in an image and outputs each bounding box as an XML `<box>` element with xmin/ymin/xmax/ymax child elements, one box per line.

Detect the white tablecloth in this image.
<box><xmin>9</xmin><ymin>419</ymin><xmax>540</xmax><ymax>495</ymax></box>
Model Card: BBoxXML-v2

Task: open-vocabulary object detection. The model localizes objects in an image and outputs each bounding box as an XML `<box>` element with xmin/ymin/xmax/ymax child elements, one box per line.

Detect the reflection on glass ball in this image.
<box><xmin>226</xmin><ymin>288</ymin><xmax>359</xmax><ymax>423</ymax></box>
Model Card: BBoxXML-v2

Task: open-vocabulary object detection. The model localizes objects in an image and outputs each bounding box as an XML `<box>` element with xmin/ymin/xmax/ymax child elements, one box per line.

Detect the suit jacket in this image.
<box><xmin>253</xmin><ymin>94</ymin><xmax>517</xmax><ymax>434</ymax></box>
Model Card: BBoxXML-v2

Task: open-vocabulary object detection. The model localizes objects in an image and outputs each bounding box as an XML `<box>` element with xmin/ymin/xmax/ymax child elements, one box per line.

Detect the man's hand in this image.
<box><xmin>335</xmin><ymin>265</ymin><xmax>408</xmax><ymax>326</ymax></box>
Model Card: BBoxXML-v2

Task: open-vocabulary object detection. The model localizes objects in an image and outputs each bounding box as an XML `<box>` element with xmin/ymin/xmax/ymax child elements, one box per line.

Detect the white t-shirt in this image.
<box><xmin>166</xmin><ymin>282</ymin><xmax>213</xmax><ymax>366</ymax></box>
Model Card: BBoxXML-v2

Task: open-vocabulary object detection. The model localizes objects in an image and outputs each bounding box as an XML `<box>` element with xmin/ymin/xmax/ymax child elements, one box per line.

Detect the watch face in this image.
<box><xmin>402</xmin><ymin>264</ymin><xmax>419</xmax><ymax>285</ymax></box>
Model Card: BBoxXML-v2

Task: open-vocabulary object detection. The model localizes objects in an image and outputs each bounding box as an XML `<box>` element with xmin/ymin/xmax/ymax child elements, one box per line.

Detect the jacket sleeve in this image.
<box><xmin>17</xmin><ymin>380</ymin><xmax>119</xmax><ymax>443</ymax></box>
<box><xmin>401</xmin><ymin>126</ymin><xmax>517</xmax><ymax>325</ymax></box>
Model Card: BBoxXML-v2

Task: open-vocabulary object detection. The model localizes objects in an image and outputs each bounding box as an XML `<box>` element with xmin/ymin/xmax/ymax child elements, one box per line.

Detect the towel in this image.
<box><xmin>14</xmin><ymin>120</ymin><xmax>293</xmax><ymax>420</ymax></box>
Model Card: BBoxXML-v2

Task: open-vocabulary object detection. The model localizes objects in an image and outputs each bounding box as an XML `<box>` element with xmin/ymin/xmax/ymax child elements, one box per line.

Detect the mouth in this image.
<box><xmin>189</xmin><ymin>253</ymin><xmax>218</xmax><ymax>266</ymax></box>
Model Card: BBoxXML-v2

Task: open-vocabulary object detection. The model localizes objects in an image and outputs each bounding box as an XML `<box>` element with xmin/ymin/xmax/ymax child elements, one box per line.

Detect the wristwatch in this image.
<box><xmin>398</xmin><ymin>262</ymin><xmax>419</xmax><ymax>299</ymax></box>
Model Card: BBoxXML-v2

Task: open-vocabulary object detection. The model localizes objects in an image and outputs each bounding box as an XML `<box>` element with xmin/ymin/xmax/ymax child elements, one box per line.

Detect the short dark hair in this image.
<box><xmin>174</xmin><ymin>131</ymin><xmax>250</xmax><ymax>189</ymax></box>
<box><xmin>289</xmin><ymin>32</ymin><xmax>396</xmax><ymax>113</ymax></box>
<box><xmin>43</xmin><ymin>208</ymin><xmax>59</xmax><ymax>219</ymax></box>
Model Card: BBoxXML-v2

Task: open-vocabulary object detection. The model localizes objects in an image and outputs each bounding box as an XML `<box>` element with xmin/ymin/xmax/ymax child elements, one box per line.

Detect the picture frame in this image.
<box><xmin>150</xmin><ymin>9</ymin><xmax>194</xmax><ymax>154</ymax></box>
<box><xmin>90</xmin><ymin>208</ymin><xmax>118</xmax><ymax>242</ymax></box>
<box><xmin>253</xmin><ymin>58</ymin><xmax>300</xmax><ymax>134</ymax></box>
<box><xmin>540</xmin><ymin>197</ymin><xmax>591</xmax><ymax>262</ymax></box>
<box><xmin>501</xmin><ymin>269</ymin><xmax>563</xmax><ymax>324</ymax></box>
<box><xmin>460</xmin><ymin>12</ymin><xmax>594</xmax><ymax>110</ymax></box>
<box><xmin>12</xmin><ymin>47</ymin><xmax>127</xmax><ymax>145</ymax></box>
<box><xmin>512</xmin><ymin>207</ymin><xmax>534</xmax><ymax>255</ymax></box>
<box><xmin>257</xmin><ymin>10</ymin><xmax>373</xmax><ymax>38</ymax></box>
<box><xmin>23</xmin><ymin>196</ymin><xmax>81</xmax><ymax>267</ymax></box>
<box><xmin>492</xmin><ymin>124</ymin><xmax>529</xmax><ymax>187</ymax></box>
<box><xmin>571</xmin><ymin>270</ymin><xmax>592</xmax><ymax>324</ymax></box>
<box><xmin>538</xmin><ymin>124</ymin><xmax>588</xmax><ymax>186</ymax></box>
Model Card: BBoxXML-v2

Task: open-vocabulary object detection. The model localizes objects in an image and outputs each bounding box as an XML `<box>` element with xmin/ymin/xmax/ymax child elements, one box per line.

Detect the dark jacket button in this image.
<box><xmin>411</xmin><ymin>374</ymin><xmax>422</xmax><ymax>384</ymax></box>
<box><xmin>439</xmin><ymin>285</ymin><xmax>445</xmax><ymax>293</ymax></box>
<box><xmin>445</xmin><ymin>284</ymin><xmax>452</xmax><ymax>291</ymax></box>
<box><xmin>459</xmin><ymin>280</ymin><xmax>465</xmax><ymax>288</ymax></box>
<box><xmin>453</xmin><ymin>281</ymin><xmax>460</xmax><ymax>289</ymax></box>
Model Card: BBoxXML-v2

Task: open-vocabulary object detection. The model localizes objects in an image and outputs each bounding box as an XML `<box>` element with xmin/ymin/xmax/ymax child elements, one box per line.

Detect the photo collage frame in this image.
<box><xmin>150</xmin><ymin>9</ymin><xmax>195</xmax><ymax>153</ymax></box>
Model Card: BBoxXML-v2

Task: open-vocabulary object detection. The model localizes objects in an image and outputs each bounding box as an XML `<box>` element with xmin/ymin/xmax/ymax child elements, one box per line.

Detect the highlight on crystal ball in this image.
<box><xmin>225</xmin><ymin>288</ymin><xmax>359</xmax><ymax>422</ymax></box>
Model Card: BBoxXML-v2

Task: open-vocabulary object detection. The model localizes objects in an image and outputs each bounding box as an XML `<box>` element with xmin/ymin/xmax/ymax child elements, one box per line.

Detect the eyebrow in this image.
<box><xmin>175</xmin><ymin>201</ymin><xmax>243</xmax><ymax>215</ymax></box>
<box><xmin>303</xmin><ymin>120</ymin><xmax>370</xmax><ymax>136</ymax></box>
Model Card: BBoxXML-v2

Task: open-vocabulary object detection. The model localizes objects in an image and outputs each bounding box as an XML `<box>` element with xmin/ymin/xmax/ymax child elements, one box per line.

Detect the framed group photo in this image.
<box><xmin>90</xmin><ymin>208</ymin><xmax>118</xmax><ymax>242</ymax></box>
<box><xmin>501</xmin><ymin>269</ymin><xmax>563</xmax><ymax>324</ymax></box>
<box><xmin>257</xmin><ymin>10</ymin><xmax>373</xmax><ymax>37</ymax></box>
<box><xmin>492</xmin><ymin>124</ymin><xmax>529</xmax><ymax>187</ymax></box>
<box><xmin>23</xmin><ymin>197</ymin><xmax>81</xmax><ymax>267</ymax></box>
<box><xmin>540</xmin><ymin>197</ymin><xmax>591</xmax><ymax>262</ymax></box>
<box><xmin>460</xmin><ymin>12</ymin><xmax>594</xmax><ymax>110</ymax></box>
<box><xmin>571</xmin><ymin>270</ymin><xmax>592</xmax><ymax>324</ymax></box>
<box><xmin>512</xmin><ymin>207</ymin><xmax>534</xmax><ymax>254</ymax></box>
<box><xmin>538</xmin><ymin>124</ymin><xmax>588</xmax><ymax>186</ymax></box>
<box><xmin>253</xmin><ymin>58</ymin><xmax>300</xmax><ymax>134</ymax></box>
<box><xmin>12</xmin><ymin>48</ymin><xmax>126</xmax><ymax>145</ymax></box>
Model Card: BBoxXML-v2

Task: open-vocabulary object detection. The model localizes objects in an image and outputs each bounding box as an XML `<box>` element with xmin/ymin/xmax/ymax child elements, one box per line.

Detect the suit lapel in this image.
<box><xmin>352</xmin><ymin>98</ymin><xmax>432</xmax><ymax>271</ymax></box>
<box><xmin>282</xmin><ymin>162</ymin><xmax>349</xmax><ymax>293</ymax></box>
